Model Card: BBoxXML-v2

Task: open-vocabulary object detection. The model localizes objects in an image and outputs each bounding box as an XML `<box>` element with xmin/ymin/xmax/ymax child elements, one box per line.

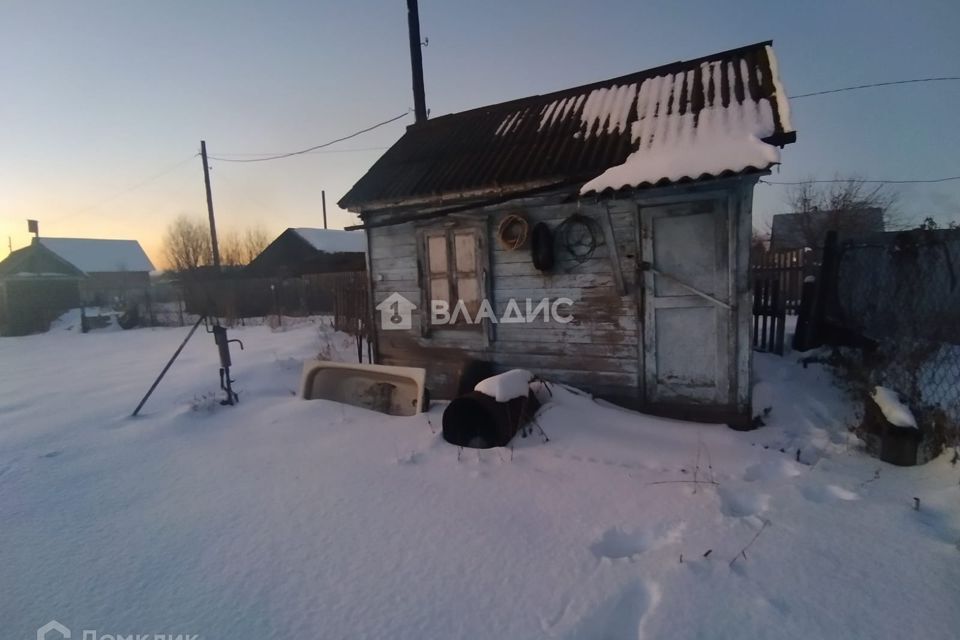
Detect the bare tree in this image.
<box><xmin>241</xmin><ymin>225</ymin><xmax>270</xmax><ymax>263</ymax></box>
<box><xmin>219</xmin><ymin>231</ymin><xmax>245</xmax><ymax>268</ymax></box>
<box><xmin>163</xmin><ymin>215</ymin><xmax>211</xmax><ymax>273</ymax></box>
<box><xmin>750</xmin><ymin>228</ymin><xmax>769</xmax><ymax>263</ymax></box>
<box><xmin>778</xmin><ymin>177</ymin><xmax>902</xmax><ymax>250</ymax></box>
<box><xmin>915</xmin><ymin>216</ymin><xmax>959</xmax><ymax>231</ymax></box>
<box><xmin>218</xmin><ymin>225</ymin><xmax>271</xmax><ymax>267</ymax></box>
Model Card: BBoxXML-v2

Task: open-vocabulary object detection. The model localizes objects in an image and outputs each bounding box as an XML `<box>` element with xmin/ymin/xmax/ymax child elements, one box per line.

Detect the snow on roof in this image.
<box><xmin>38</xmin><ymin>238</ymin><xmax>154</xmax><ymax>273</ymax></box>
<box><xmin>340</xmin><ymin>41</ymin><xmax>794</xmax><ymax>210</ymax></box>
<box><xmin>579</xmin><ymin>52</ymin><xmax>787</xmax><ymax>194</ymax></box>
<box><xmin>292</xmin><ymin>228</ymin><xmax>366</xmax><ymax>253</ymax></box>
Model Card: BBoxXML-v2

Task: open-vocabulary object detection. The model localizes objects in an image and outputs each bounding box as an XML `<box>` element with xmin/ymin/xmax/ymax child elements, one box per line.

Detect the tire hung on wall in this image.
<box><xmin>531</xmin><ymin>222</ymin><xmax>555</xmax><ymax>272</ymax></box>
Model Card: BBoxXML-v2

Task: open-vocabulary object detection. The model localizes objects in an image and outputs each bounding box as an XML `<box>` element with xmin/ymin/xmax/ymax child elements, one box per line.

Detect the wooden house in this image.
<box><xmin>37</xmin><ymin>237</ymin><xmax>155</xmax><ymax>304</ymax></box>
<box><xmin>245</xmin><ymin>228</ymin><xmax>366</xmax><ymax>278</ymax></box>
<box><xmin>339</xmin><ymin>41</ymin><xmax>796</xmax><ymax>426</ymax></box>
<box><xmin>0</xmin><ymin>242</ymin><xmax>84</xmax><ymax>335</ymax></box>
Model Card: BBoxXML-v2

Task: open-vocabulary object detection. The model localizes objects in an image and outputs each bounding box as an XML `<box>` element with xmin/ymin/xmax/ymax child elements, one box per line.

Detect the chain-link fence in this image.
<box><xmin>827</xmin><ymin>229</ymin><xmax>960</xmax><ymax>453</ymax></box>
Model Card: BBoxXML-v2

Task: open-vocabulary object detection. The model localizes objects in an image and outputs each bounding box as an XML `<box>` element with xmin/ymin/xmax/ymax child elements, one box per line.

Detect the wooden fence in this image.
<box><xmin>180</xmin><ymin>271</ymin><xmax>370</xmax><ymax>341</ymax></box>
<box><xmin>751</xmin><ymin>249</ymin><xmax>812</xmax><ymax>315</ymax></box>
<box><xmin>752</xmin><ymin>277</ymin><xmax>787</xmax><ymax>355</ymax></box>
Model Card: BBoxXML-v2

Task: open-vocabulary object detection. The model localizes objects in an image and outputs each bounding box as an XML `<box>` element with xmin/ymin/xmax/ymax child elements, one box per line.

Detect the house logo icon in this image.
<box><xmin>37</xmin><ymin>620</ymin><xmax>70</xmax><ymax>640</ymax></box>
<box><xmin>376</xmin><ymin>292</ymin><xmax>416</xmax><ymax>331</ymax></box>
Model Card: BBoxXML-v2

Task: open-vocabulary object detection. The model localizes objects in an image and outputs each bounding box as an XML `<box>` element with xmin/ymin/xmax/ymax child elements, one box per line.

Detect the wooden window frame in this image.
<box><xmin>416</xmin><ymin>219</ymin><xmax>490</xmax><ymax>338</ymax></box>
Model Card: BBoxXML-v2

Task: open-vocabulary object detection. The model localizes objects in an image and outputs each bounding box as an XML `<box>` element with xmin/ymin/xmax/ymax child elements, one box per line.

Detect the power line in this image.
<box><xmin>208</xmin><ymin>112</ymin><xmax>410</xmax><ymax>163</ymax></box>
<box><xmin>48</xmin><ymin>154</ymin><xmax>198</xmax><ymax>223</ymax></box>
<box><xmin>210</xmin><ymin>146</ymin><xmax>388</xmax><ymax>158</ymax></box>
<box><xmin>791</xmin><ymin>76</ymin><xmax>960</xmax><ymax>99</ymax></box>
<box><xmin>760</xmin><ymin>176</ymin><xmax>960</xmax><ymax>186</ymax></box>
<box><xmin>210</xmin><ymin>169</ymin><xmax>277</xmax><ymax>213</ymax></box>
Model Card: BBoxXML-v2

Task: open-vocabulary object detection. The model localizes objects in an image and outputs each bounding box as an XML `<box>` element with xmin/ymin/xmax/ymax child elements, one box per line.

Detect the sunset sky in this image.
<box><xmin>2</xmin><ymin>0</ymin><xmax>958</xmax><ymax>269</ymax></box>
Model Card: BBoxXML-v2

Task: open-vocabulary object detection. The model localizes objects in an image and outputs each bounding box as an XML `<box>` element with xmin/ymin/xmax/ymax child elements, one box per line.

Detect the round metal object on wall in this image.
<box><xmin>497</xmin><ymin>213</ymin><xmax>530</xmax><ymax>250</ymax></box>
<box><xmin>556</xmin><ymin>213</ymin><xmax>601</xmax><ymax>264</ymax></box>
<box><xmin>531</xmin><ymin>222</ymin><xmax>555</xmax><ymax>271</ymax></box>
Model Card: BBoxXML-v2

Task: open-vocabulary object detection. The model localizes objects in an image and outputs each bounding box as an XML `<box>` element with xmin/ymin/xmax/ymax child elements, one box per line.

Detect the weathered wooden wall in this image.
<box><xmin>0</xmin><ymin>277</ymin><xmax>81</xmax><ymax>336</ymax></box>
<box><xmin>365</xmin><ymin>177</ymin><xmax>755</xmax><ymax>423</ymax></box>
<box><xmin>367</xmin><ymin>195</ymin><xmax>640</xmax><ymax>400</ymax></box>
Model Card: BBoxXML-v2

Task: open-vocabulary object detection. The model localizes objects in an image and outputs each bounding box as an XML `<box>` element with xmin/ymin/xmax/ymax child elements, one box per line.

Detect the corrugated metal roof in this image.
<box><xmin>38</xmin><ymin>238</ymin><xmax>155</xmax><ymax>273</ymax></box>
<box><xmin>0</xmin><ymin>243</ymin><xmax>86</xmax><ymax>279</ymax></box>
<box><xmin>340</xmin><ymin>41</ymin><xmax>794</xmax><ymax>212</ymax></box>
<box><xmin>291</xmin><ymin>228</ymin><xmax>367</xmax><ymax>253</ymax></box>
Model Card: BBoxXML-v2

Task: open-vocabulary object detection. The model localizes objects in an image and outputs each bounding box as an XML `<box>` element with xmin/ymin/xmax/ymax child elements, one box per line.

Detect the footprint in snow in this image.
<box><xmin>590</xmin><ymin>522</ymin><xmax>686</xmax><ymax>560</ymax></box>
<box><xmin>800</xmin><ymin>484</ymin><xmax>859</xmax><ymax>504</ymax></box>
<box><xmin>718</xmin><ymin>486</ymin><xmax>771</xmax><ymax>518</ymax></box>
<box><xmin>395</xmin><ymin>451</ymin><xmax>423</xmax><ymax>465</ymax></box>
<box><xmin>743</xmin><ymin>458</ymin><xmax>804</xmax><ymax>482</ymax></box>
<box><xmin>912</xmin><ymin>505</ymin><xmax>960</xmax><ymax>547</ymax></box>
<box><xmin>552</xmin><ymin>579</ymin><xmax>661</xmax><ymax>640</ymax></box>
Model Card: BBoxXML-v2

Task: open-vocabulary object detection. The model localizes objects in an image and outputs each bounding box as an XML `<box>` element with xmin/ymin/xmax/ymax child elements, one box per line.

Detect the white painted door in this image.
<box><xmin>641</xmin><ymin>199</ymin><xmax>731</xmax><ymax>405</ymax></box>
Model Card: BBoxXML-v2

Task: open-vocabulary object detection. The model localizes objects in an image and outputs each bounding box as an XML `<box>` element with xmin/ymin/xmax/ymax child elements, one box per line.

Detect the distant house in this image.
<box><xmin>245</xmin><ymin>228</ymin><xmax>366</xmax><ymax>278</ymax></box>
<box><xmin>0</xmin><ymin>237</ymin><xmax>154</xmax><ymax>334</ymax></box>
<box><xmin>36</xmin><ymin>237</ymin><xmax>155</xmax><ymax>304</ymax></box>
<box><xmin>0</xmin><ymin>242</ymin><xmax>84</xmax><ymax>335</ymax></box>
<box><xmin>770</xmin><ymin>208</ymin><xmax>884</xmax><ymax>251</ymax></box>
<box><xmin>340</xmin><ymin>41</ymin><xmax>796</xmax><ymax>426</ymax></box>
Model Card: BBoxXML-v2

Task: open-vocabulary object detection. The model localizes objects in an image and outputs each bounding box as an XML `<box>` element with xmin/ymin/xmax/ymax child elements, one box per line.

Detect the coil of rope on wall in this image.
<box><xmin>497</xmin><ymin>213</ymin><xmax>530</xmax><ymax>251</ymax></box>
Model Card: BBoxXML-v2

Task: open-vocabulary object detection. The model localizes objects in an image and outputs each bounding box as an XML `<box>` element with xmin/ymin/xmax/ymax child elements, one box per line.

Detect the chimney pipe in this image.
<box><xmin>406</xmin><ymin>0</ymin><xmax>427</xmax><ymax>124</ymax></box>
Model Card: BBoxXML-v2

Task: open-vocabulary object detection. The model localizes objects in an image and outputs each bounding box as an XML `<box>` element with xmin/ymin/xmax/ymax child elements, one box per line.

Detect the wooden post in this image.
<box><xmin>793</xmin><ymin>276</ymin><xmax>816</xmax><ymax>351</ymax></box>
<box><xmin>599</xmin><ymin>204</ymin><xmax>626</xmax><ymax>295</ymax></box>
<box><xmin>771</xmin><ymin>278</ymin><xmax>785</xmax><ymax>355</ymax></box>
<box><xmin>200</xmin><ymin>141</ymin><xmax>221</xmax><ymax>271</ymax></box>
<box><xmin>810</xmin><ymin>230</ymin><xmax>839</xmax><ymax>348</ymax></box>
<box><xmin>322</xmin><ymin>190</ymin><xmax>328</xmax><ymax>229</ymax></box>
<box><xmin>406</xmin><ymin>0</ymin><xmax>427</xmax><ymax>124</ymax></box>
<box><xmin>145</xmin><ymin>289</ymin><xmax>154</xmax><ymax>327</ymax></box>
<box><xmin>760</xmin><ymin>279</ymin><xmax>769</xmax><ymax>351</ymax></box>
<box><xmin>272</xmin><ymin>282</ymin><xmax>281</xmax><ymax>327</ymax></box>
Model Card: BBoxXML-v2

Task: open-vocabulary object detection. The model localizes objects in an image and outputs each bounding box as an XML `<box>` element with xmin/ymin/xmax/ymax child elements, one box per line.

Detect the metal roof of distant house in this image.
<box><xmin>291</xmin><ymin>228</ymin><xmax>366</xmax><ymax>253</ymax></box>
<box><xmin>38</xmin><ymin>238</ymin><xmax>155</xmax><ymax>273</ymax></box>
<box><xmin>0</xmin><ymin>242</ymin><xmax>86</xmax><ymax>279</ymax></box>
<box><xmin>340</xmin><ymin>40</ymin><xmax>795</xmax><ymax>211</ymax></box>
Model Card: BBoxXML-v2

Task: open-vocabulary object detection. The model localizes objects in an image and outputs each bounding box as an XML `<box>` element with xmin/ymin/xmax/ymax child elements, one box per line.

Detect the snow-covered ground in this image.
<box><xmin>1</xmin><ymin>314</ymin><xmax>958</xmax><ymax>640</ymax></box>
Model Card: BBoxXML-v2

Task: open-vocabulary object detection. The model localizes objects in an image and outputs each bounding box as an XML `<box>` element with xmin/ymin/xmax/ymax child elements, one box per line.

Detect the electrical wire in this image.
<box><xmin>791</xmin><ymin>76</ymin><xmax>960</xmax><ymax>99</ymax></box>
<box><xmin>207</xmin><ymin>112</ymin><xmax>410</xmax><ymax>163</ymax></box>
<box><xmin>208</xmin><ymin>146</ymin><xmax>388</xmax><ymax>158</ymax></box>
<box><xmin>760</xmin><ymin>176</ymin><xmax>960</xmax><ymax>186</ymax></box>
<box><xmin>48</xmin><ymin>154</ymin><xmax>199</xmax><ymax>222</ymax></box>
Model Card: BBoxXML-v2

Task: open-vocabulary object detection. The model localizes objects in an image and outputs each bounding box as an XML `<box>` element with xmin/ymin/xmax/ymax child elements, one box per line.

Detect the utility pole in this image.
<box><xmin>322</xmin><ymin>190</ymin><xmax>328</xmax><ymax>229</ymax></box>
<box><xmin>200</xmin><ymin>140</ymin><xmax>221</xmax><ymax>271</ymax></box>
<box><xmin>406</xmin><ymin>0</ymin><xmax>427</xmax><ymax>124</ymax></box>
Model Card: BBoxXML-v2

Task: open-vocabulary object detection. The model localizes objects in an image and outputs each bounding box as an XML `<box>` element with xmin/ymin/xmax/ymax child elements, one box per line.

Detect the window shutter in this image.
<box><xmin>453</xmin><ymin>231</ymin><xmax>480</xmax><ymax>318</ymax></box>
<box><xmin>427</xmin><ymin>234</ymin><xmax>450</xmax><ymax>305</ymax></box>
